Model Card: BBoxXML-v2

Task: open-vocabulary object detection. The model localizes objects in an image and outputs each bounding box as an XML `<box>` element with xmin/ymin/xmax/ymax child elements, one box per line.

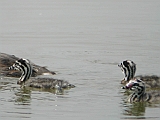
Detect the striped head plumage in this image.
<box><xmin>122</xmin><ymin>79</ymin><xmax>146</xmax><ymax>103</ymax></box>
<box><xmin>118</xmin><ymin>60</ymin><xmax>136</xmax><ymax>82</ymax></box>
<box><xmin>9</xmin><ymin>58</ymin><xmax>32</xmax><ymax>85</ymax></box>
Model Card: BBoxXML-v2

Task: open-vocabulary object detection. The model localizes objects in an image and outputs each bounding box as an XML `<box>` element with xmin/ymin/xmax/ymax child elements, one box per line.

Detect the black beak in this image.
<box><xmin>121</xmin><ymin>86</ymin><xmax>126</xmax><ymax>89</ymax></box>
<box><xmin>121</xmin><ymin>86</ymin><xmax>129</xmax><ymax>89</ymax></box>
<box><xmin>9</xmin><ymin>66</ymin><xmax>14</xmax><ymax>70</ymax></box>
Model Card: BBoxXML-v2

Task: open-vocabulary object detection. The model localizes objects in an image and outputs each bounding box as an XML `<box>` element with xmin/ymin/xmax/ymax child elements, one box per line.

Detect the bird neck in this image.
<box><xmin>18</xmin><ymin>63</ymin><xmax>32</xmax><ymax>84</ymax></box>
<box><xmin>128</xmin><ymin>87</ymin><xmax>145</xmax><ymax>102</ymax></box>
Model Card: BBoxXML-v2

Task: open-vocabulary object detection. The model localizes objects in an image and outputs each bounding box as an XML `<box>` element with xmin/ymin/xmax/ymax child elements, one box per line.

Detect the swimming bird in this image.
<box><xmin>122</xmin><ymin>79</ymin><xmax>160</xmax><ymax>103</ymax></box>
<box><xmin>118</xmin><ymin>60</ymin><xmax>160</xmax><ymax>88</ymax></box>
<box><xmin>0</xmin><ymin>52</ymin><xmax>56</xmax><ymax>77</ymax></box>
<box><xmin>9</xmin><ymin>58</ymin><xmax>75</xmax><ymax>89</ymax></box>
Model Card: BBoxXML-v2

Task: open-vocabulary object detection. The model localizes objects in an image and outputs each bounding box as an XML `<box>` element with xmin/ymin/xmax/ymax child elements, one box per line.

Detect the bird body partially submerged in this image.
<box><xmin>9</xmin><ymin>58</ymin><xmax>75</xmax><ymax>89</ymax></box>
<box><xmin>0</xmin><ymin>53</ymin><xmax>55</xmax><ymax>77</ymax></box>
<box><xmin>122</xmin><ymin>79</ymin><xmax>160</xmax><ymax>103</ymax></box>
<box><xmin>118</xmin><ymin>60</ymin><xmax>160</xmax><ymax>88</ymax></box>
<box><xmin>24</xmin><ymin>77</ymin><xmax>75</xmax><ymax>89</ymax></box>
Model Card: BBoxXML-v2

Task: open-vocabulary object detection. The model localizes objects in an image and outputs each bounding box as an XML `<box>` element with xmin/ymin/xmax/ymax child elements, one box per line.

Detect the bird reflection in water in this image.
<box><xmin>14</xmin><ymin>88</ymin><xmax>31</xmax><ymax>105</ymax></box>
<box><xmin>123</xmin><ymin>102</ymin><xmax>146</xmax><ymax>116</ymax></box>
<box><xmin>14</xmin><ymin>86</ymin><xmax>67</xmax><ymax>105</ymax></box>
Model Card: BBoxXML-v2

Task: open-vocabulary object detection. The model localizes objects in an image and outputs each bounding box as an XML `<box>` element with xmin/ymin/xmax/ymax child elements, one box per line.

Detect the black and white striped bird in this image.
<box><xmin>9</xmin><ymin>58</ymin><xmax>75</xmax><ymax>89</ymax></box>
<box><xmin>118</xmin><ymin>60</ymin><xmax>160</xmax><ymax>88</ymax></box>
<box><xmin>118</xmin><ymin>60</ymin><xmax>136</xmax><ymax>82</ymax></box>
<box><xmin>0</xmin><ymin>52</ymin><xmax>56</xmax><ymax>77</ymax></box>
<box><xmin>122</xmin><ymin>79</ymin><xmax>160</xmax><ymax>103</ymax></box>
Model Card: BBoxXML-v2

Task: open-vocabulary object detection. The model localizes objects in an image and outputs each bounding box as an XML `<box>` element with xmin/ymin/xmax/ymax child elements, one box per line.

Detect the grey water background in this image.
<box><xmin>0</xmin><ymin>0</ymin><xmax>160</xmax><ymax>119</ymax></box>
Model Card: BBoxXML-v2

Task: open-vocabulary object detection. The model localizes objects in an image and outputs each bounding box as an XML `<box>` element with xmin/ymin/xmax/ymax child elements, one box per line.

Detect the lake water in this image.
<box><xmin>0</xmin><ymin>0</ymin><xmax>160</xmax><ymax>119</ymax></box>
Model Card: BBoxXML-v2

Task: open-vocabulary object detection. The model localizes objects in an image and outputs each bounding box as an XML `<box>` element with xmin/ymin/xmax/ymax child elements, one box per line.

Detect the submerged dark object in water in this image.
<box><xmin>0</xmin><ymin>53</ymin><xmax>56</xmax><ymax>77</ymax></box>
<box><xmin>9</xmin><ymin>58</ymin><xmax>75</xmax><ymax>89</ymax></box>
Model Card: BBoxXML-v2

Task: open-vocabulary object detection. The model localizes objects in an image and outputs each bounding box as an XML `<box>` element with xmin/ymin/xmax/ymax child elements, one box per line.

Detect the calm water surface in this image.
<box><xmin>0</xmin><ymin>0</ymin><xmax>160</xmax><ymax>120</ymax></box>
